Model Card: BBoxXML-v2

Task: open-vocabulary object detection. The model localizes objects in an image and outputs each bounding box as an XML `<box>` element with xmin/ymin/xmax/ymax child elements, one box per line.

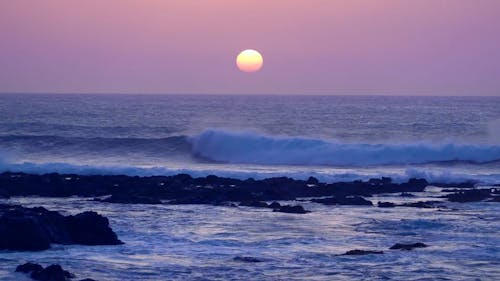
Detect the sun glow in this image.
<box><xmin>236</xmin><ymin>49</ymin><xmax>263</xmax><ymax>73</ymax></box>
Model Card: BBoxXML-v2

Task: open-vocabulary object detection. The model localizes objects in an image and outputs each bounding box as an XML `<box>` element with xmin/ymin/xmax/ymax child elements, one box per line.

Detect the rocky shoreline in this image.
<box><xmin>1</xmin><ymin>172</ymin><xmax>499</xmax><ymax>280</ymax></box>
<box><xmin>1</xmin><ymin>172</ymin><xmax>496</xmax><ymax>207</ymax></box>
<box><xmin>0</xmin><ymin>204</ymin><xmax>122</xmax><ymax>251</ymax></box>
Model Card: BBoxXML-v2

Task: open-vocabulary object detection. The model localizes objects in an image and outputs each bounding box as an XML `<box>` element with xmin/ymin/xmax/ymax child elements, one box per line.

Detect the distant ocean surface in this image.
<box><xmin>1</xmin><ymin>94</ymin><xmax>500</xmax><ymax>183</ymax></box>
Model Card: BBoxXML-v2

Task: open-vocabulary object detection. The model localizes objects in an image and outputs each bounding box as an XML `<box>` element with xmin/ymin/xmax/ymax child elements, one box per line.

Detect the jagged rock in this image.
<box><xmin>0</xmin><ymin>172</ymin><xmax>434</xmax><ymax>205</ymax></box>
<box><xmin>268</xmin><ymin>201</ymin><xmax>281</xmax><ymax>209</ymax></box>
<box><xmin>273</xmin><ymin>205</ymin><xmax>309</xmax><ymax>214</ymax></box>
<box><xmin>378</xmin><ymin>201</ymin><xmax>396</xmax><ymax>208</ymax></box>
<box><xmin>400</xmin><ymin>192</ymin><xmax>415</xmax><ymax>197</ymax></box>
<box><xmin>0</xmin><ymin>205</ymin><xmax>122</xmax><ymax>251</ymax></box>
<box><xmin>312</xmin><ymin>195</ymin><xmax>372</xmax><ymax>206</ymax></box>
<box><xmin>16</xmin><ymin>262</ymin><xmax>43</xmax><ymax>273</ymax></box>
<box><xmin>341</xmin><ymin>249</ymin><xmax>384</xmax><ymax>255</ymax></box>
<box><xmin>0</xmin><ymin>212</ymin><xmax>52</xmax><ymax>251</ymax></box>
<box><xmin>239</xmin><ymin>201</ymin><xmax>269</xmax><ymax>208</ymax></box>
<box><xmin>400</xmin><ymin>201</ymin><xmax>438</xmax><ymax>208</ymax></box>
<box><xmin>447</xmin><ymin>189</ymin><xmax>492</xmax><ymax>202</ymax></box>
<box><xmin>65</xmin><ymin>211</ymin><xmax>123</xmax><ymax>246</ymax></box>
<box><xmin>16</xmin><ymin>263</ymin><xmax>75</xmax><ymax>281</ymax></box>
<box><xmin>30</xmin><ymin>264</ymin><xmax>75</xmax><ymax>281</ymax></box>
<box><xmin>389</xmin><ymin>242</ymin><xmax>428</xmax><ymax>250</ymax></box>
<box><xmin>306</xmin><ymin>176</ymin><xmax>319</xmax><ymax>185</ymax></box>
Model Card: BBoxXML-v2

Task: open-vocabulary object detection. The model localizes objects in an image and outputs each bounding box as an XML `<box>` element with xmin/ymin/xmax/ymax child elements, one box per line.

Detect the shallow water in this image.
<box><xmin>1</xmin><ymin>195</ymin><xmax>498</xmax><ymax>280</ymax></box>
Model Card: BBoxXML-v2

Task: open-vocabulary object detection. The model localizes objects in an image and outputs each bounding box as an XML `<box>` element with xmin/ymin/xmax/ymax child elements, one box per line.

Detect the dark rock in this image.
<box><xmin>0</xmin><ymin>212</ymin><xmax>52</xmax><ymax>251</ymax></box>
<box><xmin>273</xmin><ymin>205</ymin><xmax>309</xmax><ymax>214</ymax></box>
<box><xmin>233</xmin><ymin>256</ymin><xmax>263</xmax><ymax>263</ymax></box>
<box><xmin>389</xmin><ymin>242</ymin><xmax>428</xmax><ymax>250</ymax></box>
<box><xmin>400</xmin><ymin>192</ymin><xmax>415</xmax><ymax>197</ymax></box>
<box><xmin>0</xmin><ymin>172</ymin><xmax>432</xmax><ymax>205</ymax></box>
<box><xmin>100</xmin><ymin>194</ymin><xmax>161</xmax><ymax>204</ymax></box>
<box><xmin>268</xmin><ymin>201</ymin><xmax>281</xmax><ymax>209</ymax></box>
<box><xmin>341</xmin><ymin>249</ymin><xmax>384</xmax><ymax>255</ymax></box>
<box><xmin>378</xmin><ymin>201</ymin><xmax>396</xmax><ymax>208</ymax></box>
<box><xmin>312</xmin><ymin>195</ymin><xmax>372</xmax><ymax>206</ymax></box>
<box><xmin>399</xmin><ymin>178</ymin><xmax>429</xmax><ymax>192</ymax></box>
<box><xmin>16</xmin><ymin>262</ymin><xmax>43</xmax><ymax>273</ymax></box>
<box><xmin>369</xmin><ymin>177</ymin><xmax>392</xmax><ymax>185</ymax></box>
<box><xmin>400</xmin><ymin>201</ymin><xmax>439</xmax><ymax>208</ymax></box>
<box><xmin>16</xmin><ymin>263</ymin><xmax>96</xmax><ymax>281</ymax></box>
<box><xmin>66</xmin><ymin>211</ymin><xmax>123</xmax><ymax>246</ymax></box>
<box><xmin>447</xmin><ymin>189</ymin><xmax>491</xmax><ymax>202</ymax></box>
<box><xmin>30</xmin><ymin>264</ymin><xmax>75</xmax><ymax>281</ymax></box>
<box><xmin>239</xmin><ymin>201</ymin><xmax>269</xmax><ymax>208</ymax></box>
<box><xmin>306</xmin><ymin>176</ymin><xmax>319</xmax><ymax>185</ymax></box>
<box><xmin>0</xmin><ymin>205</ymin><xmax>122</xmax><ymax>251</ymax></box>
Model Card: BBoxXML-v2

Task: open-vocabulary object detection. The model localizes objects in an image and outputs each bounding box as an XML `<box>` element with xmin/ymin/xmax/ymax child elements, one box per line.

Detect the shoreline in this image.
<box><xmin>0</xmin><ymin>171</ymin><xmax>496</xmax><ymax>206</ymax></box>
<box><xmin>1</xmin><ymin>171</ymin><xmax>499</xmax><ymax>280</ymax></box>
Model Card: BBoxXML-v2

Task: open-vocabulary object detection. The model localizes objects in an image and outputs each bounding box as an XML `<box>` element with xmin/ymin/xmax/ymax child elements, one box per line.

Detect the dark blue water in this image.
<box><xmin>1</xmin><ymin>94</ymin><xmax>500</xmax><ymax>182</ymax></box>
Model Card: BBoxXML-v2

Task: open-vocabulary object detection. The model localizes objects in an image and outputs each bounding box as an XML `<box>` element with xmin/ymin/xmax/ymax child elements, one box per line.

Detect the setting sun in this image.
<box><xmin>236</xmin><ymin>49</ymin><xmax>263</xmax><ymax>73</ymax></box>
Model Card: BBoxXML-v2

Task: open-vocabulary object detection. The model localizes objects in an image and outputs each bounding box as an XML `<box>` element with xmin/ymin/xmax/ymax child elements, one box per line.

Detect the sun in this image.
<box><xmin>236</xmin><ymin>49</ymin><xmax>263</xmax><ymax>73</ymax></box>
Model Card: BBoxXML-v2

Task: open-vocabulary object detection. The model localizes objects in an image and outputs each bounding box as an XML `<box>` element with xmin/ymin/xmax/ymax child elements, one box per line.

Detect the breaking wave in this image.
<box><xmin>190</xmin><ymin>129</ymin><xmax>500</xmax><ymax>166</ymax></box>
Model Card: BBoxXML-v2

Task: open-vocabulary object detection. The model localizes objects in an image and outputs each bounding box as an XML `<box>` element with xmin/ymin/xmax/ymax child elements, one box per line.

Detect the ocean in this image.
<box><xmin>1</xmin><ymin>94</ymin><xmax>499</xmax><ymax>183</ymax></box>
<box><xmin>1</xmin><ymin>94</ymin><xmax>500</xmax><ymax>280</ymax></box>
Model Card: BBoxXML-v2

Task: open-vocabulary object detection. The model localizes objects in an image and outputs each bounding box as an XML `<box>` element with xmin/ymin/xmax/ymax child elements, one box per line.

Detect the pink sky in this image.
<box><xmin>1</xmin><ymin>0</ymin><xmax>499</xmax><ymax>95</ymax></box>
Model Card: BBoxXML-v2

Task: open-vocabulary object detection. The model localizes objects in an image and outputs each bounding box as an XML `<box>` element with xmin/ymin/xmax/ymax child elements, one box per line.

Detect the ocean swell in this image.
<box><xmin>190</xmin><ymin>129</ymin><xmax>500</xmax><ymax>166</ymax></box>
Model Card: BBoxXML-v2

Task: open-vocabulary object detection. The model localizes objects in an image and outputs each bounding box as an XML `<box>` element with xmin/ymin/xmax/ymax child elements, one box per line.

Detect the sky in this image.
<box><xmin>0</xmin><ymin>0</ymin><xmax>499</xmax><ymax>96</ymax></box>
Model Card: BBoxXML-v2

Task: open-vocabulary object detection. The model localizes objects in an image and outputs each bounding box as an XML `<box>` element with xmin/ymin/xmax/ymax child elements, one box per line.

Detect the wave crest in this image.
<box><xmin>190</xmin><ymin>129</ymin><xmax>500</xmax><ymax>166</ymax></box>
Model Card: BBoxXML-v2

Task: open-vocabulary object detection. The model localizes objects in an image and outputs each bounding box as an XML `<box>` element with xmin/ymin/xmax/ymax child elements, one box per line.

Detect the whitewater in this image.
<box><xmin>1</xmin><ymin>94</ymin><xmax>500</xmax><ymax>281</ymax></box>
<box><xmin>0</xmin><ymin>94</ymin><xmax>499</xmax><ymax>184</ymax></box>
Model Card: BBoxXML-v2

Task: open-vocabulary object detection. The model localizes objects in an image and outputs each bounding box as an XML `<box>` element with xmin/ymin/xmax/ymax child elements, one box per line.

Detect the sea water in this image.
<box><xmin>0</xmin><ymin>94</ymin><xmax>499</xmax><ymax>280</ymax></box>
<box><xmin>1</xmin><ymin>94</ymin><xmax>499</xmax><ymax>183</ymax></box>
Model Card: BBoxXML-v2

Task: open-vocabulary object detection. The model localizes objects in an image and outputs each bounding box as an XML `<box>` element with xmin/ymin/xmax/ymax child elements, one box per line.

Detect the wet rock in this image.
<box><xmin>312</xmin><ymin>195</ymin><xmax>372</xmax><ymax>206</ymax></box>
<box><xmin>341</xmin><ymin>249</ymin><xmax>384</xmax><ymax>255</ymax></box>
<box><xmin>65</xmin><ymin>211</ymin><xmax>123</xmax><ymax>246</ymax></box>
<box><xmin>0</xmin><ymin>205</ymin><xmax>122</xmax><ymax>251</ymax></box>
<box><xmin>306</xmin><ymin>176</ymin><xmax>319</xmax><ymax>185</ymax></box>
<box><xmin>16</xmin><ymin>262</ymin><xmax>43</xmax><ymax>273</ymax></box>
<box><xmin>447</xmin><ymin>189</ymin><xmax>492</xmax><ymax>202</ymax></box>
<box><xmin>377</xmin><ymin>201</ymin><xmax>396</xmax><ymax>208</ymax></box>
<box><xmin>273</xmin><ymin>205</ymin><xmax>309</xmax><ymax>214</ymax></box>
<box><xmin>100</xmin><ymin>194</ymin><xmax>161</xmax><ymax>204</ymax></box>
<box><xmin>0</xmin><ymin>212</ymin><xmax>52</xmax><ymax>251</ymax></box>
<box><xmin>0</xmin><ymin>172</ymin><xmax>434</xmax><ymax>204</ymax></box>
<box><xmin>268</xmin><ymin>201</ymin><xmax>281</xmax><ymax>209</ymax></box>
<box><xmin>399</xmin><ymin>201</ymin><xmax>438</xmax><ymax>208</ymax></box>
<box><xmin>389</xmin><ymin>242</ymin><xmax>428</xmax><ymax>250</ymax></box>
<box><xmin>239</xmin><ymin>201</ymin><xmax>269</xmax><ymax>208</ymax></box>
<box><xmin>16</xmin><ymin>263</ymin><xmax>75</xmax><ymax>281</ymax></box>
<box><xmin>233</xmin><ymin>256</ymin><xmax>263</xmax><ymax>263</ymax></box>
<box><xmin>400</xmin><ymin>192</ymin><xmax>415</xmax><ymax>197</ymax></box>
<box><xmin>30</xmin><ymin>264</ymin><xmax>75</xmax><ymax>281</ymax></box>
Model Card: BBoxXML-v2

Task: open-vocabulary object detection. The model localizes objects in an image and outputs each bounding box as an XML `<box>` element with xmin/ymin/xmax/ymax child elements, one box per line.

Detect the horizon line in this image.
<box><xmin>0</xmin><ymin>92</ymin><xmax>499</xmax><ymax>98</ymax></box>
